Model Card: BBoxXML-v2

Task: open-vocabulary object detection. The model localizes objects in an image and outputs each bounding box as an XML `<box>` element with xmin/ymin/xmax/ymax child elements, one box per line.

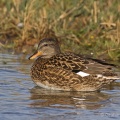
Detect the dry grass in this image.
<box><xmin>0</xmin><ymin>0</ymin><xmax>120</xmax><ymax>61</ymax></box>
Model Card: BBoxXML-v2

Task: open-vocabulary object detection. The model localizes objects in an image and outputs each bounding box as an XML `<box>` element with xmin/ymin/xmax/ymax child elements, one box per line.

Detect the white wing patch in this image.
<box><xmin>76</xmin><ymin>71</ymin><xmax>90</xmax><ymax>77</ymax></box>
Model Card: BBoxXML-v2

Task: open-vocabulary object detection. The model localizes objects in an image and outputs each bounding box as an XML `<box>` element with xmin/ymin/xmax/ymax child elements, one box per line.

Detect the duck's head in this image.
<box><xmin>29</xmin><ymin>38</ymin><xmax>61</xmax><ymax>59</ymax></box>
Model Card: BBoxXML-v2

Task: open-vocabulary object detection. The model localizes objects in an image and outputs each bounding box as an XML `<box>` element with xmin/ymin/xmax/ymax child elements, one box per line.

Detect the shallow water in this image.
<box><xmin>0</xmin><ymin>52</ymin><xmax>120</xmax><ymax>120</ymax></box>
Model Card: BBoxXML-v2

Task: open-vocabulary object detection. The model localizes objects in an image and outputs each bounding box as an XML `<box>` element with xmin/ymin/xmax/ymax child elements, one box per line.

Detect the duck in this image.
<box><xmin>29</xmin><ymin>31</ymin><xmax>119</xmax><ymax>91</ymax></box>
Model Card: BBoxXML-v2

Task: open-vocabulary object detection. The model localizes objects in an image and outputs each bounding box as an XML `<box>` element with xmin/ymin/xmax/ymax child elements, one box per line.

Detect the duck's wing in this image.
<box><xmin>48</xmin><ymin>53</ymin><xmax>89</xmax><ymax>70</ymax></box>
<box><xmin>48</xmin><ymin>53</ymin><xmax>115</xmax><ymax>75</ymax></box>
<box><xmin>86</xmin><ymin>57</ymin><xmax>116</xmax><ymax>67</ymax></box>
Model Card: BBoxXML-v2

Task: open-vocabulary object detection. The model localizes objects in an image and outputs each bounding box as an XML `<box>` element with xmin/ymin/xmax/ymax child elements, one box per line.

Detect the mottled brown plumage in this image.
<box><xmin>29</xmin><ymin>31</ymin><xmax>119</xmax><ymax>91</ymax></box>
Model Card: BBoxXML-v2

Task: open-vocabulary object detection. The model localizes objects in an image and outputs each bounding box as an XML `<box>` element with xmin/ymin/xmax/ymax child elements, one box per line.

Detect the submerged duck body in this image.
<box><xmin>29</xmin><ymin>32</ymin><xmax>119</xmax><ymax>91</ymax></box>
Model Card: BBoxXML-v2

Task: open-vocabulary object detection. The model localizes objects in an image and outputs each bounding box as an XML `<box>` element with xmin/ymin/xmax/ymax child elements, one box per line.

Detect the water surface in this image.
<box><xmin>0</xmin><ymin>52</ymin><xmax>120</xmax><ymax>120</ymax></box>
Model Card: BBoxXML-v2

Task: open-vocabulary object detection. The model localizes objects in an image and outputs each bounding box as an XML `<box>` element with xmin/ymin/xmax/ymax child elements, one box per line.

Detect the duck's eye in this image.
<box><xmin>43</xmin><ymin>44</ymin><xmax>48</xmax><ymax>47</ymax></box>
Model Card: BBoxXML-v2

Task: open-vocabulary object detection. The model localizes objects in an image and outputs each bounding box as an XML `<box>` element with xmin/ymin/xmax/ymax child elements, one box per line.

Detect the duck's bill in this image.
<box><xmin>28</xmin><ymin>51</ymin><xmax>43</xmax><ymax>60</ymax></box>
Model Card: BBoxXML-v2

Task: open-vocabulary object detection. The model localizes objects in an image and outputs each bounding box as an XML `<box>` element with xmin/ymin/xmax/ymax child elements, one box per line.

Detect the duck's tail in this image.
<box><xmin>97</xmin><ymin>74</ymin><xmax>120</xmax><ymax>80</ymax></box>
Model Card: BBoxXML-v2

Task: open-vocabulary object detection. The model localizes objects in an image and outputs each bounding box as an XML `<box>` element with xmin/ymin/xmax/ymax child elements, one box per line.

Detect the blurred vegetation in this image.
<box><xmin>0</xmin><ymin>0</ymin><xmax>120</xmax><ymax>61</ymax></box>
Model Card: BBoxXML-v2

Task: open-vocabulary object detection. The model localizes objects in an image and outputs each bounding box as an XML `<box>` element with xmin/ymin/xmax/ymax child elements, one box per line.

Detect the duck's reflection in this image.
<box><xmin>29</xmin><ymin>86</ymin><xmax>110</xmax><ymax>110</ymax></box>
